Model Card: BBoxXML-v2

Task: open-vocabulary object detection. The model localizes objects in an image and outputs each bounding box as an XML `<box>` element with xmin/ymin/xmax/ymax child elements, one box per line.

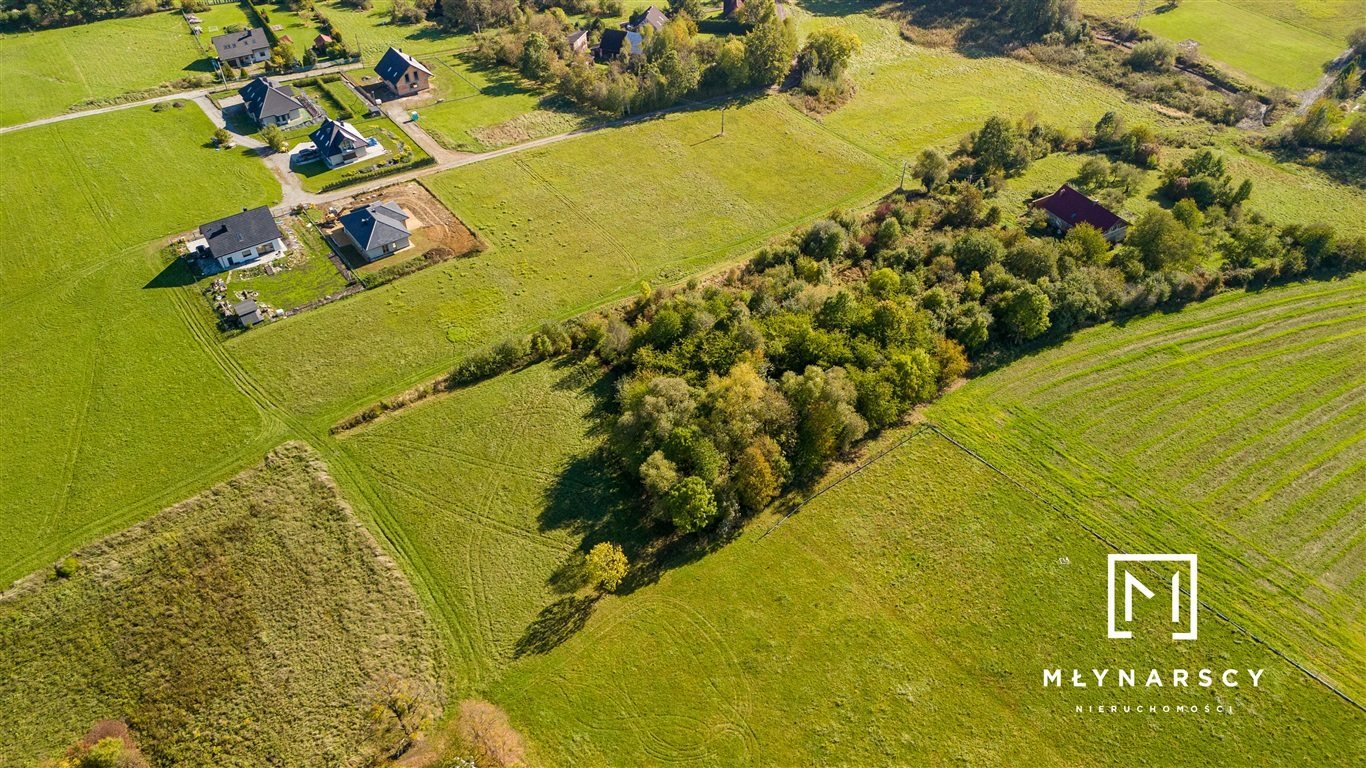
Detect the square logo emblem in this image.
<box><xmin>1107</xmin><ymin>554</ymin><xmax>1197</xmax><ymax>640</ymax></box>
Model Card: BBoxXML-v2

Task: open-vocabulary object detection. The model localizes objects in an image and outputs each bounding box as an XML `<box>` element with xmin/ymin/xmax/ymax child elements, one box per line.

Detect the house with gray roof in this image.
<box><xmin>191</xmin><ymin>206</ymin><xmax>285</xmax><ymax>271</ymax></box>
<box><xmin>338</xmin><ymin>202</ymin><xmax>411</xmax><ymax>262</ymax></box>
<box><xmin>626</xmin><ymin>5</ymin><xmax>669</xmax><ymax>33</ymax></box>
<box><xmin>309</xmin><ymin>118</ymin><xmax>372</xmax><ymax>168</ymax></box>
<box><xmin>212</xmin><ymin>27</ymin><xmax>271</xmax><ymax>69</ymax></box>
<box><xmin>239</xmin><ymin>77</ymin><xmax>312</xmax><ymax>128</ymax></box>
<box><xmin>375</xmin><ymin>47</ymin><xmax>433</xmax><ymax>97</ymax></box>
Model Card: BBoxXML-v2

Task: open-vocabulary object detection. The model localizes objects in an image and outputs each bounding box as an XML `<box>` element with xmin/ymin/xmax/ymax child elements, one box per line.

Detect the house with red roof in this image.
<box><xmin>1030</xmin><ymin>184</ymin><xmax>1129</xmax><ymax>243</ymax></box>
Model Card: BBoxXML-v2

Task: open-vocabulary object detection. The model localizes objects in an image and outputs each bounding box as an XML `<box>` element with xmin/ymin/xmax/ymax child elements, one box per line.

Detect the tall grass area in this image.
<box><xmin>486</xmin><ymin>430</ymin><xmax>1363</xmax><ymax>764</ymax></box>
<box><xmin>930</xmin><ymin>275</ymin><xmax>1366</xmax><ymax>700</ymax></box>
<box><xmin>0</xmin><ymin>107</ymin><xmax>280</xmax><ymax>584</ymax></box>
<box><xmin>0</xmin><ymin>12</ymin><xmax>207</xmax><ymax>126</ymax></box>
<box><xmin>227</xmin><ymin>97</ymin><xmax>893</xmax><ymax>423</ymax></box>
<box><xmin>0</xmin><ymin>444</ymin><xmax>442</xmax><ymax>766</ymax></box>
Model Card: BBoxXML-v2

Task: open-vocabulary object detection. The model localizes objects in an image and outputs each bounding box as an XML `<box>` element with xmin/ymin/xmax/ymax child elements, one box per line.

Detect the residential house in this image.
<box><xmin>212</xmin><ymin>27</ymin><xmax>271</xmax><ymax>69</ymax></box>
<box><xmin>594</xmin><ymin>29</ymin><xmax>643</xmax><ymax>62</ymax></box>
<box><xmin>313</xmin><ymin>34</ymin><xmax>333</xmax><ymax>51</ymax></box>
<box><xmin>1031</xmin><ymin>184</ymin><xmax>1129</xmax><ymax>243</ymax></box>
<box><xmin>375</xmin><ymin>47</ymin><xmax>433</xmax><ymax>97</ymax></box>
<box><xmin>567</xmin><ymin>30</ymin><xmax>589</xmax><ymax>56</ymax></box>
<box><xmin>191</xmin><ymin>206</ymin><xmax>285</xmax><ymax>271</ymax></box>
<box><xmin>626</xmin><ymin>5</ymin><xmax>669</xmax><ymax>33</ymax></box>
<box><xmin>239</xmin><ymin>76</ymin><xmax>309</xmax><ymax>128</ymax></box>
<box><xmin>309</xmin><ymin>118</ymin><xmax>372</xmax><ymax>168</ymax></box>
<box><xmin>338</xmin><ymin>202</ymin><xmax>412</xmax><ymax>262</ymax></box>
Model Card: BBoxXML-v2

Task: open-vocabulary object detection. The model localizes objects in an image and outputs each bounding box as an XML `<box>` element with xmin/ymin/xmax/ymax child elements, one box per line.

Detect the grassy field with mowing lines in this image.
<box><xmin>0</xmin><ymin>106</ymin><xmax>279</xmax><ymax>584</ymax></box>
<box><xmin>318</xmin><ymin>0</ymin><xmax>471</xmax><ymax>61</ymax></box>
<box><xmin>226</xmin><ymin>97</ymin><xmax>892</xmax><ymax>424</ymax></box>
<box><xmin>0</xmin><ymin>444</ymin><xmax>441</xmax><ymax>767</ymax></box>
<box><xmin>929</xmin><ymin>275</ymin><xmax>1366</xmax><ymax>701</ymax></box>
<box><xmin>1138</xmin><ymin>0</ymin><xmax>1347</xmax><ymax>90</ymax></box>
<box><xmin>0</xmin><ymin>12</ymin><xmax>207</xmax><ymax>127</ymax></box>
<box><xmin>335</xmin><ymin>361</ymin><xmax>617</xmax><ymax>691</ymax></box>
<box><xmin>1079</xmin><ymin>0</ymin><xmax>1366</xmax><ymax>41</ymax></box>
<box><xmin>484</xmin><ymin>429</ymin><xmax>1364</xmax><ymax>765</ymax></box>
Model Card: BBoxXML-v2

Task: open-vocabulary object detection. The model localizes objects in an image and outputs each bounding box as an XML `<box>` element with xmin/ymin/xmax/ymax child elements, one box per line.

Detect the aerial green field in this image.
<box><xmin>930</xmin><ymin>275</ymin><xmax>1366</xmax><ymax>700</ymax></box>
<box><xmin>0</xmin><ymin>443</ymin><xmax>441</xmax><ymax>767</ymax></box>
<box><xmin>1139</xmin><ymin>0</ymin><xmax>1347</xmax><ymax>90</ymax></box>
<box><xmin>1080</xmin><ymin>0</ymin><xmax>1366</xmax><ymax>42</ymax></box>
<box><xmin>417</xmin><ymin>52</ymin><xmax>593</xmax><ymax>153</ymax></box>
<box><xmin>318</xmin><ymin>0</ymin><xmax>471</xmax><ymax>61</ymax></box>
<box><xmin>0</xmin><ymin>106</ymin><xmax>279</xmax><ymax>584</ymax></box>
<box><xmin>227</xmin><ymin>97</ymin><xmax>893</xmax><ymax>424</ymax></box>
<box><xmin>0</xmin><ymin>12</ymin><xmax>206</xmax><ymax>126</ymax></box>
<box><xmin>495</xmin><ymin>432</ymin><xmax>1364</xmax><ymax>765</ymax></box>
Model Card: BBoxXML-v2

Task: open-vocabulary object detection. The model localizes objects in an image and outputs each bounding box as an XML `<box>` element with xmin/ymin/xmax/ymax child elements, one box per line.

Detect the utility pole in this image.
<box><xmin>899</xmin><ymin>160</ymin><xmax>908</xmax><ymax>191</ymax></box>
<box><xmin>720</xmin><ymin>107</ymin><xmax>726</xmax><ymax>136</ymax></box>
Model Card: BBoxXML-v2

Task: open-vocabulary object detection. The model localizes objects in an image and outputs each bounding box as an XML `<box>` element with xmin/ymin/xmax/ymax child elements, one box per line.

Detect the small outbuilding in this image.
<box><xmin>309</xmin><ymin>118</ymin><xmax>372</xmax><ymax>168</ymax></box>
<box><xmin>567</xmin><ymin>30</ymin><xmax>589</xmax><ymax>55</ymax></box>
<box><xmin>1031</xmin><ymin>184</ymin><xmax>1129</xmax><ymax>243</ymax></box>
<box><xmin>375</xmin><ymin>47</ymin><xmax>433</xmax><ymax>97</ymax></box>
<box><xmin>212</xmin><ymin>27</ymin><xmax>271</xmax><ymax>69</ymax></box>
<box><xmin>338</xmin><ymin>201</ymin><xmax>411</xmax><ymax>262</ymax></box>
<box><xmin>233</xmin><ymin>299</ymin><xmax>266</xmax><ymax>327</ymax></box>
<box><xmin>193</xmin><ymin>206</ymin><xmax>285</xmax><ymax>270</ymax></box>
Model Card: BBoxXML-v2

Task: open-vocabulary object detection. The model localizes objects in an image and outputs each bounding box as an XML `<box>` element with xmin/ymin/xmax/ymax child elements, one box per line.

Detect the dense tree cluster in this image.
<box><xmin>473</xmin><ymin>1</ymin><xmax>795</xmax><ymax>116</ymax></box>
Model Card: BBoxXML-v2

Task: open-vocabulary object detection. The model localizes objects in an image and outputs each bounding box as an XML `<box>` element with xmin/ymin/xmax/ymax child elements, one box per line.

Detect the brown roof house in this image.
<box><xmin>1031</xmin><ymin>184</ymin><xmax>1129</xmax><ymax>243</ymax></box>
<box><xmin>339</xmin><ymin>202</ymin><xmax>412</xmax><ymax>262</ymax></box>
<box><xmin>375</xmin><ymin>47</ymin><xmax>432</xmax><ymax>97</ymax></box>
<box><xmin>212</xmin><ymin>27</ymin><xmax>271</xmax><ymax>69</ymax></box>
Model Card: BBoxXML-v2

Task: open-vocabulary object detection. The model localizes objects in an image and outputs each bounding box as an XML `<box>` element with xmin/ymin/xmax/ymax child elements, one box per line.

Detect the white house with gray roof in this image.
<box><xmin>239</xmin><ymin>77</ymin><xmax>314</xmax><ymax>128</ymax></box>
<box><xmin>309</xmin><ymin>118</ymin><xmax>372</xmax><ymax>168</ymax></box>
<box><xmin>339</xmin><ymin>202</ymin><xmax>411</xmax><ymax>262</ymax></box>
<box><xmin>212</xmin><ymin>27</ymin><xmax>271</xmax><ymax>69</ymax></box>
<box><xmin>190</xmin><ymin>206</ymin><xmax>285</xmax><ymax>270</ymax></box>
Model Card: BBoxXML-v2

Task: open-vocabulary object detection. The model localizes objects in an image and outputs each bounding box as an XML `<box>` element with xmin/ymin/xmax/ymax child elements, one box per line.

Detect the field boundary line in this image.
<box><xmin>920</xmin><ymin>422</ymin><xmax>1366</xmax><ymax>716</ymax></box>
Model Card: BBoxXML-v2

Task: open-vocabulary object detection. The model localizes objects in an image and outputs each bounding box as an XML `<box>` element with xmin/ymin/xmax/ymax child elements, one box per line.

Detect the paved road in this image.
<box><xmin>0</xmin><ymin>62</ymin><xmax>365</xmax><ymax>136</ymax></box>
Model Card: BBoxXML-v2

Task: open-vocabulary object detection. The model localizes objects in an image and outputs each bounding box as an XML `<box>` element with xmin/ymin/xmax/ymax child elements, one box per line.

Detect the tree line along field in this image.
<box><xmin>0</xmin><ymin>12</ymin><xmax>207</xmax><ymax>127</ymax></box>
<box><xmin>928</xmin><ymin>275</ymin><xmax>1366</xmax><ymax>701</ymax></box>
<box><xmin>0</xmin><ymin>105</ymin><xmax>280</xmax><ymax>584</ymax></box>
<box><xmin>0</xmin><ymin>444</ymin><xmax>441</xmax><ymax>766</ymax></box>
<box><xmin>225</xmin><ymin>97</ymin><xmax>894</xmax><ymax>425</ymax></box>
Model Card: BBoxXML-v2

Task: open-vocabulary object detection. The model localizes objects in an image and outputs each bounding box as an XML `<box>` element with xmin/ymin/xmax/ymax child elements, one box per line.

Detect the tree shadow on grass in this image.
<box><xmin>513</xmin><ymin>594</ymin><xmax>600</xmax><ymax>657</ymax></box>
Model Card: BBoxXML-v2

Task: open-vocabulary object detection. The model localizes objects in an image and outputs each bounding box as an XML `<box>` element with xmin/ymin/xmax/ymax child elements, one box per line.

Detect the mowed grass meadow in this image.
<box><xmin>0</xmin><ymin>106</ymin><xmax>280</xmax><ymax>583</ymax></box>
<box><xmin>0</xmin><ymin>12</ymin><xmax>206</xmax><ymax>126</ymax></box>
<box><xmin>227</xmin><ymin>97</ymin><xmax>894</xmax><ymax>424</ymax></box>
<box><xmin>0</xmin><ymin>444</ymin><xmax>441</xmax><ymax>766</ymax></box>
<box><xmin>930</xmin><ymin>276</ymin><xmax>1366</xmax><ymax>701</ymax></box>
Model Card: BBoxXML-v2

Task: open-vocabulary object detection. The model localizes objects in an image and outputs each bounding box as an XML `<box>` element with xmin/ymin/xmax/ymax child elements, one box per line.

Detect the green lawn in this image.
<box><xmin>0</xmin><ymin>444</ymin><xmax>441</xmax><ymax>767</ymax></box>
<box><xmin>930</xmin><ymin>275</ymin><xmax>1366</xmax><ymax>701</ymax></box>
<box><xmin>0</xmin><ymin>12</ymin><xmax>209</xmax><ymax>127</ymax></box>
<box><xmin>1140</xmin><ymin>0</ymin><xmax>1347</xmax><ymax>89</ymax></box>
<box><xmin>416</xmin><ymin>52</ymin><xmax>594</xmax><ymax>153</ymax></box>
<box><xmin>228</xmin><ymin>96</ymin><xmax>893</xmax><ymax>424</ymax></box>
<box><xmin>257</xmin><ymin>1</ymin><xmax>323</xmax><ymax>59</ymax></box>
<box><xmin>290</xmin><ymin>114</ymin><xmax>432</xmax><ymax>192</ymax></box>
<box><xmin>318</xmin><ymin>0</ymin><xmax>471</xmax><ymax>61</ymax></box>
<box><xmin>0</xmin><ymin>105</ymin><xmax>280</xmax><ymax>584</ymax></box>
<box><xmin>203</xmin><ymin>218</ymin><xmax>351</xmax><ymax>313</ymax></box>
<box><xmin>1080</xmin><ymin>0</ymin><xmax>1366</xmax><ymax>42</ymax></box>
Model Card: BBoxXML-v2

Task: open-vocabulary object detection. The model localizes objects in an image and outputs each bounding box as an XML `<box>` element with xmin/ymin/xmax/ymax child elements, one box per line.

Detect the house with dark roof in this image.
<box><xmin>594</xmin><ymin>29</ymin><xmax>643</xmax><ymax>62</ymax></box>
<box><xmin>309</xmin><ymin>118</ymin><xmax>372</xmax><ymax>168</ymax></box>
<box><xmin>626</xmin><ymin>5</ymin><xmax>668</xmax><ymax>33</ymax></box>
<box><xmin>212</xmin><ymin>27</ymin><xmax>271</xmax><ymax>69</ymax></box>
<box><xmin>375</xmin><ymin>47</ymin><xmax>433</xmax><ymax>97</ymax></box>
<box><xmin>567</xmin><ymin>29</ymin><xmax>589</xmax><ymax>56</ymax></box>
<box><xmin>191</xmin><ymin>206</ymin><xmax>285</xmax><ymax>270</ymax></box>
<box><xmin>233</xmin><ymin>299</ymin><xmax>266</xmax><ymax>327</ymax></box>
<box><xmin>338</xmin><ymin>202</ymin><xmax>411</xmax><ymax>262</ymax></box>
<box><xmin>239</xmin><ymin>77</ymin><xmax>308</xmax><ymax>128</ymax></box>
<box><xmin>1031</xmin><ymin>184</ymin><xmax>1129</xmax><ymax>243</ymax></box>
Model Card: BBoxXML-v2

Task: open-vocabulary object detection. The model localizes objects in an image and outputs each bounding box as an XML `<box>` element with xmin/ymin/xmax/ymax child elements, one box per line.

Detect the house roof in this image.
<box><xmin>340</xmin><ymin>202</ymin><xmax>410</xmax><ymax>252</ymax></box>
<box><xmin>310</xmin><ymin>118</ymin><xmax>367</xmax><ymax>156</ymax></box>
<box><xmin>211</xmin><ymin>27</ymin><xmax>270</xmax><ymax>59</ymax></box>
<box><xmin>198</xmin><ymin>206</ymin><xmax>282</xmax><ymax>260</ymax></box>
<box><xmin>1031</xmin><ymin>184</ymin><xmax>1126</xmax><ymax>232</ymax></box>
<box><xmin>597</xmin><ymin>29</ymin><xmax>643</xmax><ymax>58</ymax></box>
<box><xmin>233</xmin><ymin>300</ymin><xmax>259</xmax><ymax>317</ymax></box>
<box><xmin>314</xmin><ymin>33</ymin><xmax>333</xmax><ymax>46</ymax></box>
<box><xmin>567</xmin><ymin>30</ymin><xmax>589</xmax><ymax>48</ymax></box>
<box><xmin>629</xmin><ymin>5</ymin><xmax>669</xmax><ymax>32</ymax></box>
<box><xmin>375</xmin><ymin>47</ymin><xmax>432</xmax><ymax>85</ymax></box>
<box><xmin>239</xmin><ymin>76</ymin><xmax>303</xmax><ymax>122</ymax></box>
